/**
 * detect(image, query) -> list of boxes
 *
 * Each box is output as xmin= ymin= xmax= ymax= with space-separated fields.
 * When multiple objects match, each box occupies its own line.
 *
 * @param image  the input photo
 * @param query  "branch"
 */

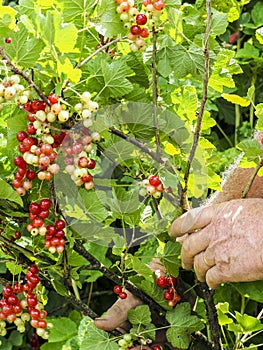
xmin=0 ymin=47 xmax=50 ymax=105
xmin=182 ymin=0 xmax=212 ymax=208
xmin=151 ymin=28 xmax=161 ymax=157
xmin=73 ymin=241 xmax=166 ymax=318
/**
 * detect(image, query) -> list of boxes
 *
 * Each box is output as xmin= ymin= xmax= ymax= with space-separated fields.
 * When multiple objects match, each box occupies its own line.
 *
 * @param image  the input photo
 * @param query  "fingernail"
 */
xmin=95 ymin=318 xmax=107 ymax=321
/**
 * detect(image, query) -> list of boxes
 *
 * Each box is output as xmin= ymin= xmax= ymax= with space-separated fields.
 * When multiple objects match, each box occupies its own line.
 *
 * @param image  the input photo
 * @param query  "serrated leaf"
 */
xmin=54 ymin=22 xmax=78 ymax=53
xmin=100 ymin=60 xmax=134 ymax=98
xmin=6 ymin=262 xmax=23 ymax=275
xmin=4 ymin=23 xmax=44 ymax=67
xmin=0 ymin=180 xmax=23 ymax=207
xmin=236 ymin=42 xmax=259 ymax=59
xmin=57 ymin=0 xmax=96 ymax=22
xmin=210 ymin=10 xmax=228 ymax=36
xmin=126 ymin=255 xmax=154 ymax=282
xmin=235 ymin=312 xmax=263 ymax=332
xmin=51 ymin=279 xmax=69 ymax=297
xmin=159 ymin=241 xmax=181 ymax=276
xmin=79 ymin=188 xmax=109 ymax=222
xmin=233 ymin=281 xmax=263 ymax=303
xmin=236 ymin=139 xmax=263 ymax=159
xmin=0 ymin=5 xmax=17 ymax=29
xmin=251 ymin=2 xmax=263 ymax=27
xmin=57 ymin=57 xmax=82 ymax=83
xmin=95 ymin=0 xmax=125 ymax=38
xmin=128 ymin=305 xmax=152 ymax=326
xmin=166 ymin=303 xmax=204 ymax=349
xmin=48 ymin=317 xmax=78 ymax=342
xmin=221 ymin=93 xmax=250 ymax=107
xmin=80 ymin=321 xmax=118 ymax=350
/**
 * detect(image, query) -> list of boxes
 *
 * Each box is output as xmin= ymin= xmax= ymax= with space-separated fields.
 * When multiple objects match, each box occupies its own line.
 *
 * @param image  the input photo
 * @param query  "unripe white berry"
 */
xmin=81 ymin=109 xmax=92 ymax=119
xmin=4 ymin=86 xmax=16 ymax=99
xmin=0 ymin=84 xmax=5 ymax=96
xmin=139 ymin=188 xmax=147 ymax=196
xmin=75 ymin=179 xmax=84 ymax=186
xmin=130 ymin=43 xmax=139 ymax=52
xmin=31 ymin=228 xmax=39 ymax=236
xmin=46 ymin=112 xmax=56 ymax=123
xmin=120 ymin=13 xmax=129 ymax=22
xmin=19 ymin=95 xmax=28 ymax=104
xmin=83 ymin=119 xmax=93 ymax=128
xmin=153 ymin=191 xmax=162 ymax=198
xmin=48 ymin=163 xmax=60 ymax=174
xmin=74 ymin=103 xmax=83 ymax=111
xmin=81 ymin=91 xmax=91 ymax=102
xmin=39 ymin=226 xmax=47 ymax=236
xmin=91 ymin=131 xmax=101 ymax=142
xmin=36 ymin=110 xmax=47 ymax=122
xmin=36 ymin=328 xmax=45 ymax=337
xmin=142 ymin=179 xmax=150 ymax=187
xmin=65 ymin=165 xmax=75 ymax=175
xmin=87 ymin=100 xmax=99 ymax=112
xmin=84 ymin=181 xmax=94 ymax=190
xmin=10 ymin=75 xmax=20 ymax=84
xmin=33 ymin=120 xmax=42 ymax=129
xmin=44 ymin=135 xmax=54 ymax=144
xmin=146 ymin=185 xmax=156 ymax=195
xmin=84 ymin=144 xmax=92 ymax=152
xmin=58 ymin=110 xmax=70 ymax=122
xmin=135 ymin=38 xmax=145 ymax=48
xmin=17 ymin=325 xmax=26 ymax=333
xmin=49 ymin=246 xmax=57 ymax=254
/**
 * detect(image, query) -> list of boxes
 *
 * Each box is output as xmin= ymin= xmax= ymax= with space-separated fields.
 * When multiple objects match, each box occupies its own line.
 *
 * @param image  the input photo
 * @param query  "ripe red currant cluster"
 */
xmin=139 ymin=175 xmax=165 ymax=198
xmin=113 ymin=285 xmax=128 ymax=299
xmin=63 ymin=129 xmax=101 ymax=189
xmin=0 ymin=264 xmax=51 ymax=339
xmin=156 ymin=275 xmax=181 ymax=307
xmin=27 ymin=198 xmax=66 ymax=254
xmin=115 ymin=0 xmax=165 ymax=52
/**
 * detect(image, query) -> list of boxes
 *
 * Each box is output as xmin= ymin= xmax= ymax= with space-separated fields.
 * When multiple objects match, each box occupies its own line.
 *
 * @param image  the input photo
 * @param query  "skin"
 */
xmin=95 ymin=131 xmax=263 ymax=347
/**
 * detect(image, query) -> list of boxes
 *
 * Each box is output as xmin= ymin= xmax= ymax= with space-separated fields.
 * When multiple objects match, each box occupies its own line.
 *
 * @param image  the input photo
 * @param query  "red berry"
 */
xmin=153 ymin=0 xmax=165 ymax=11
xmin=55 ymin=220 xmax=66 ymax=230
xmin=148 ymin=175 xmax=161 ymax=187
xmin=5 ymin=37 xmax=12 ymax=44
xmin=32 ymin=100 xmax=46 ymax=111
xmin=119 ymin=292 xmax=127 ymax=299
xmin=38 ymin=319 xmax=47 ymax=329
xmin=166 ymin=276 xmax=177 ymax=287
xmin=30 ymin=308 xmax=41 ymax=320
xmin=29 ymin=264 xmax=39 ymax=274
xmin=27 ymin=295 xmax=38 ymax=307
xmin=113 ymin=285 xmax=123 ymax=294
xmin=136 ymin=13 xmax=148 ymax=25
xmin=26 ymin=170 xmax=36 ymax=181
xmin=16 ymin=131 xmax=28 ymax=142
xmin=130 ymin=25 xmax=142 ymax=35
xmin=87 ymin=159 xmax=96 ymax=169
xmin=29 ymin=203 xmax=41 ymax=215
xmin=13 ymin=284 xmax=23 ymax=294
xmin=14 ymin=156 xmax=27 ymax=168
xmin=153 ymin=346 xmax=162 ymax=350
xmin=27 ymin=123 xmax=37 ymax=135
xmin=78 ymin=157 xmax=89 ymax=168
xmin=164 ymin=291 xmax=174 ymax=301
xmin=156 ymin=276 xmax=167 ymax=288
xmin=2 ymin=285 xmax=14 ymax=298
xmin=14 ymin=231 xmax=22 ymax=240
xmin=81 ymin=174 xmax=93 ymax=183
xmin=40 ymin=199 xmax=51 ymax=210
xmin=56 ymin=229 xmax=65 ymax=238
xmin=140 ymin=28 xmax=150 ymax=38
xmin=48 ymin=93 xmax=59 ymax=104
xmin=229 ymin=32 xmax=239 ymax=45
xmin=12 ymin=179 xmax=22 ymax=188
xmin=29 ymin=275 xmax=40 ymax=286
xmin=46 ymin=225 xmax=57 ymax=235
xmin=39 ymin=210 xmax=50 ymax=219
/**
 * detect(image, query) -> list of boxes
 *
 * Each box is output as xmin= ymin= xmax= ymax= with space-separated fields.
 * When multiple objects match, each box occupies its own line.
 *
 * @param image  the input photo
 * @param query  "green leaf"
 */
xmin=80 ymin=321 xmax=118 ymax=350
xmin=128 ymin=305 xmax=152 ymax=326
xmin=210 ymin=10 xmax=228 ymax=36
xmin=95 ymin=0 xmax=125 ymax=37
xmin=79 ymin=188 xmax=109 ymax=222
xmin=9 ymin=331 xmax=23 ymax=346
xmin=235 ymin=312 xmax=263 ymax=332
xmin=138 ymin=279 xmax=170 ymax=310
xmin=57 ymin=0 xmax=96 ymax=22
xmin=54 ymin=22 xmax=78 ymax=53
xmin=251 ymin=2 xmax=263 ymax=27
xmin=100 ymin=60 xmax=134 ymax=98
xmin=7 ymin=109 xmax=28 ymax=149
xmin=126 ymin=255 xmax=154 ymax=282
xmin=166 ymin=303 xmax=204 ymax=349
xmin=4 ymin=22 xmax=44 ymax=67
xmin=67 ymin=250 xmax=88 ymax=266
xmin=236 ymin=42 xmax=260 ymax=59
xmin=216 ymin=303 xmax=233 ymax=326
xmin=221 ymin=93 xmax=250 ymax=107
xmin=233 ymin=281 xmax=263 ymax=303
xmin=0 ymin=180 xmax=23 ymax=207
xmin=51 ymin=279 xmax=69 ymax=297
xmin=236 ymin=139 xmax=263 ymax=160
xmin=159 ymin=241 xmax=181 ymax=277
xmin=48 ymin=317 xmax=78 ymax=342
xmin=6 ymin=262 xmax=23 ymax=275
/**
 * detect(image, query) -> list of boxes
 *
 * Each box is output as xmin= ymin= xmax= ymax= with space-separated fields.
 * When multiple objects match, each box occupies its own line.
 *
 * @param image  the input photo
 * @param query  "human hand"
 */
xmin=94 ymin=258 xmax=165 ymax=331
xmin=169 ymin=198 xmax=263 ymax=289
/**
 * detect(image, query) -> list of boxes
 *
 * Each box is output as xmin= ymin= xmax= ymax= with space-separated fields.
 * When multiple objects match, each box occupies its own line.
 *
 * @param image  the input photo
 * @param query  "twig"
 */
xmin=241 ymin=159 xmax=263 ymax=198
xmin=77 ymin=36 xmax=127 ymax=69
xmin=0 ymin=47 xmax=50 ymax=105
xmin=182 ymin=0 xmax=212 ymax=208
xmin=151 ymin=28 xmax=161 ymax=158
xmin=109 ymin=127 xmax=162 ymax=164
xmin=199 ymin=282 xmax=223 ymax=350
xmin=73 ymin=241 xmax=166 ymax=318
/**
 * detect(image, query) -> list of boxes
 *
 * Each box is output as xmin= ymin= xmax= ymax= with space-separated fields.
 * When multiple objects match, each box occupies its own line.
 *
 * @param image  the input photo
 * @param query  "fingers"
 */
xmin=193 ymin=251 xmax=215 ymax=282
xmin=94 ymin=291 xmax=142 ymax=331
xmin=180 ymin=225 xmax=212 ymax=270
xmin=206 ymin=266 xmax=226 ymax=289
xmin=169 ymin=205 xmax=216 ymax=237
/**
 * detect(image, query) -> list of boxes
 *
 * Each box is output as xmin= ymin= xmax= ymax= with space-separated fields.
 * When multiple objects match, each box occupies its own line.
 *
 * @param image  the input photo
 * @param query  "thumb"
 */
xmin=94 ymin=291 xmax=142 ymax=331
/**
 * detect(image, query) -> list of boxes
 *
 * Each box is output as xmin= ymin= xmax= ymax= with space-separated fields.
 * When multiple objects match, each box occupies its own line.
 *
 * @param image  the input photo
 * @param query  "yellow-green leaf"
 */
xmin=57 ymin=57 xmax=82 ymax=83
xmin=54 ymin=23 xmax=78 ymax=53
xmin=163 ymin=142 xmax=180 ymax=155
xmin=221 ymin=93 xmax=250 ymax=107
xmin=256 ymin=27 xmax=263 ymax=45
xmin=36 ymin=0 xmax=54 ymax=8
xmin=0 ymin=5 xmax=17 ymax=29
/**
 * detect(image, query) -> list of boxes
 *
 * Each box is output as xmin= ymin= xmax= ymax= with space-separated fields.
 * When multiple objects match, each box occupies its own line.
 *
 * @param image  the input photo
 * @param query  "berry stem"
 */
xmin=0 ymin=47 xmax=50 ymax=106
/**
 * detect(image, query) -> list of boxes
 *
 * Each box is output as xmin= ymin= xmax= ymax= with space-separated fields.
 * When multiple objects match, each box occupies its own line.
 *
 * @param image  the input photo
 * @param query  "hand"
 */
xmin=94 ymin=258 xmax=165 ymax=331
xmin=169 ymin=198 xmax=263 ymax=289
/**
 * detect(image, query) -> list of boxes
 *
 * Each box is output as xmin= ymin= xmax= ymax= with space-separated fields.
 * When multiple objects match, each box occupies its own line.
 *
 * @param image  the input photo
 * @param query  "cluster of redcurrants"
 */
xmin=0 ymin=74 xmax=32 ymax=108
xmin=63 ymin=129 xmax=101 ymax=189
xmin=156 ymin=275 xmax=181 ymax=307
xmin=27 ymin=198 xmax=66 ymax=254
xmin=113 ymin=285 xmax=128 ymax=299
xmin=139 ymin=175 xmax=165 ymax=198
xmin=0 ymin=264 xmax=51 ymax=339
xmin=115 ymin=0 xmax=165 ymax=52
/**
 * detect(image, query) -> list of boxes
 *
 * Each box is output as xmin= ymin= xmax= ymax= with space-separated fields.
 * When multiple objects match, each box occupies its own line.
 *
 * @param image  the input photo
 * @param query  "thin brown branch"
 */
xmin=0 ymin=47 xmax=50 ymax=105
xmin=182 ymin=0 xmax=212 ymax=208
xmin=151 ymin=28 xmax=161 ymax=157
